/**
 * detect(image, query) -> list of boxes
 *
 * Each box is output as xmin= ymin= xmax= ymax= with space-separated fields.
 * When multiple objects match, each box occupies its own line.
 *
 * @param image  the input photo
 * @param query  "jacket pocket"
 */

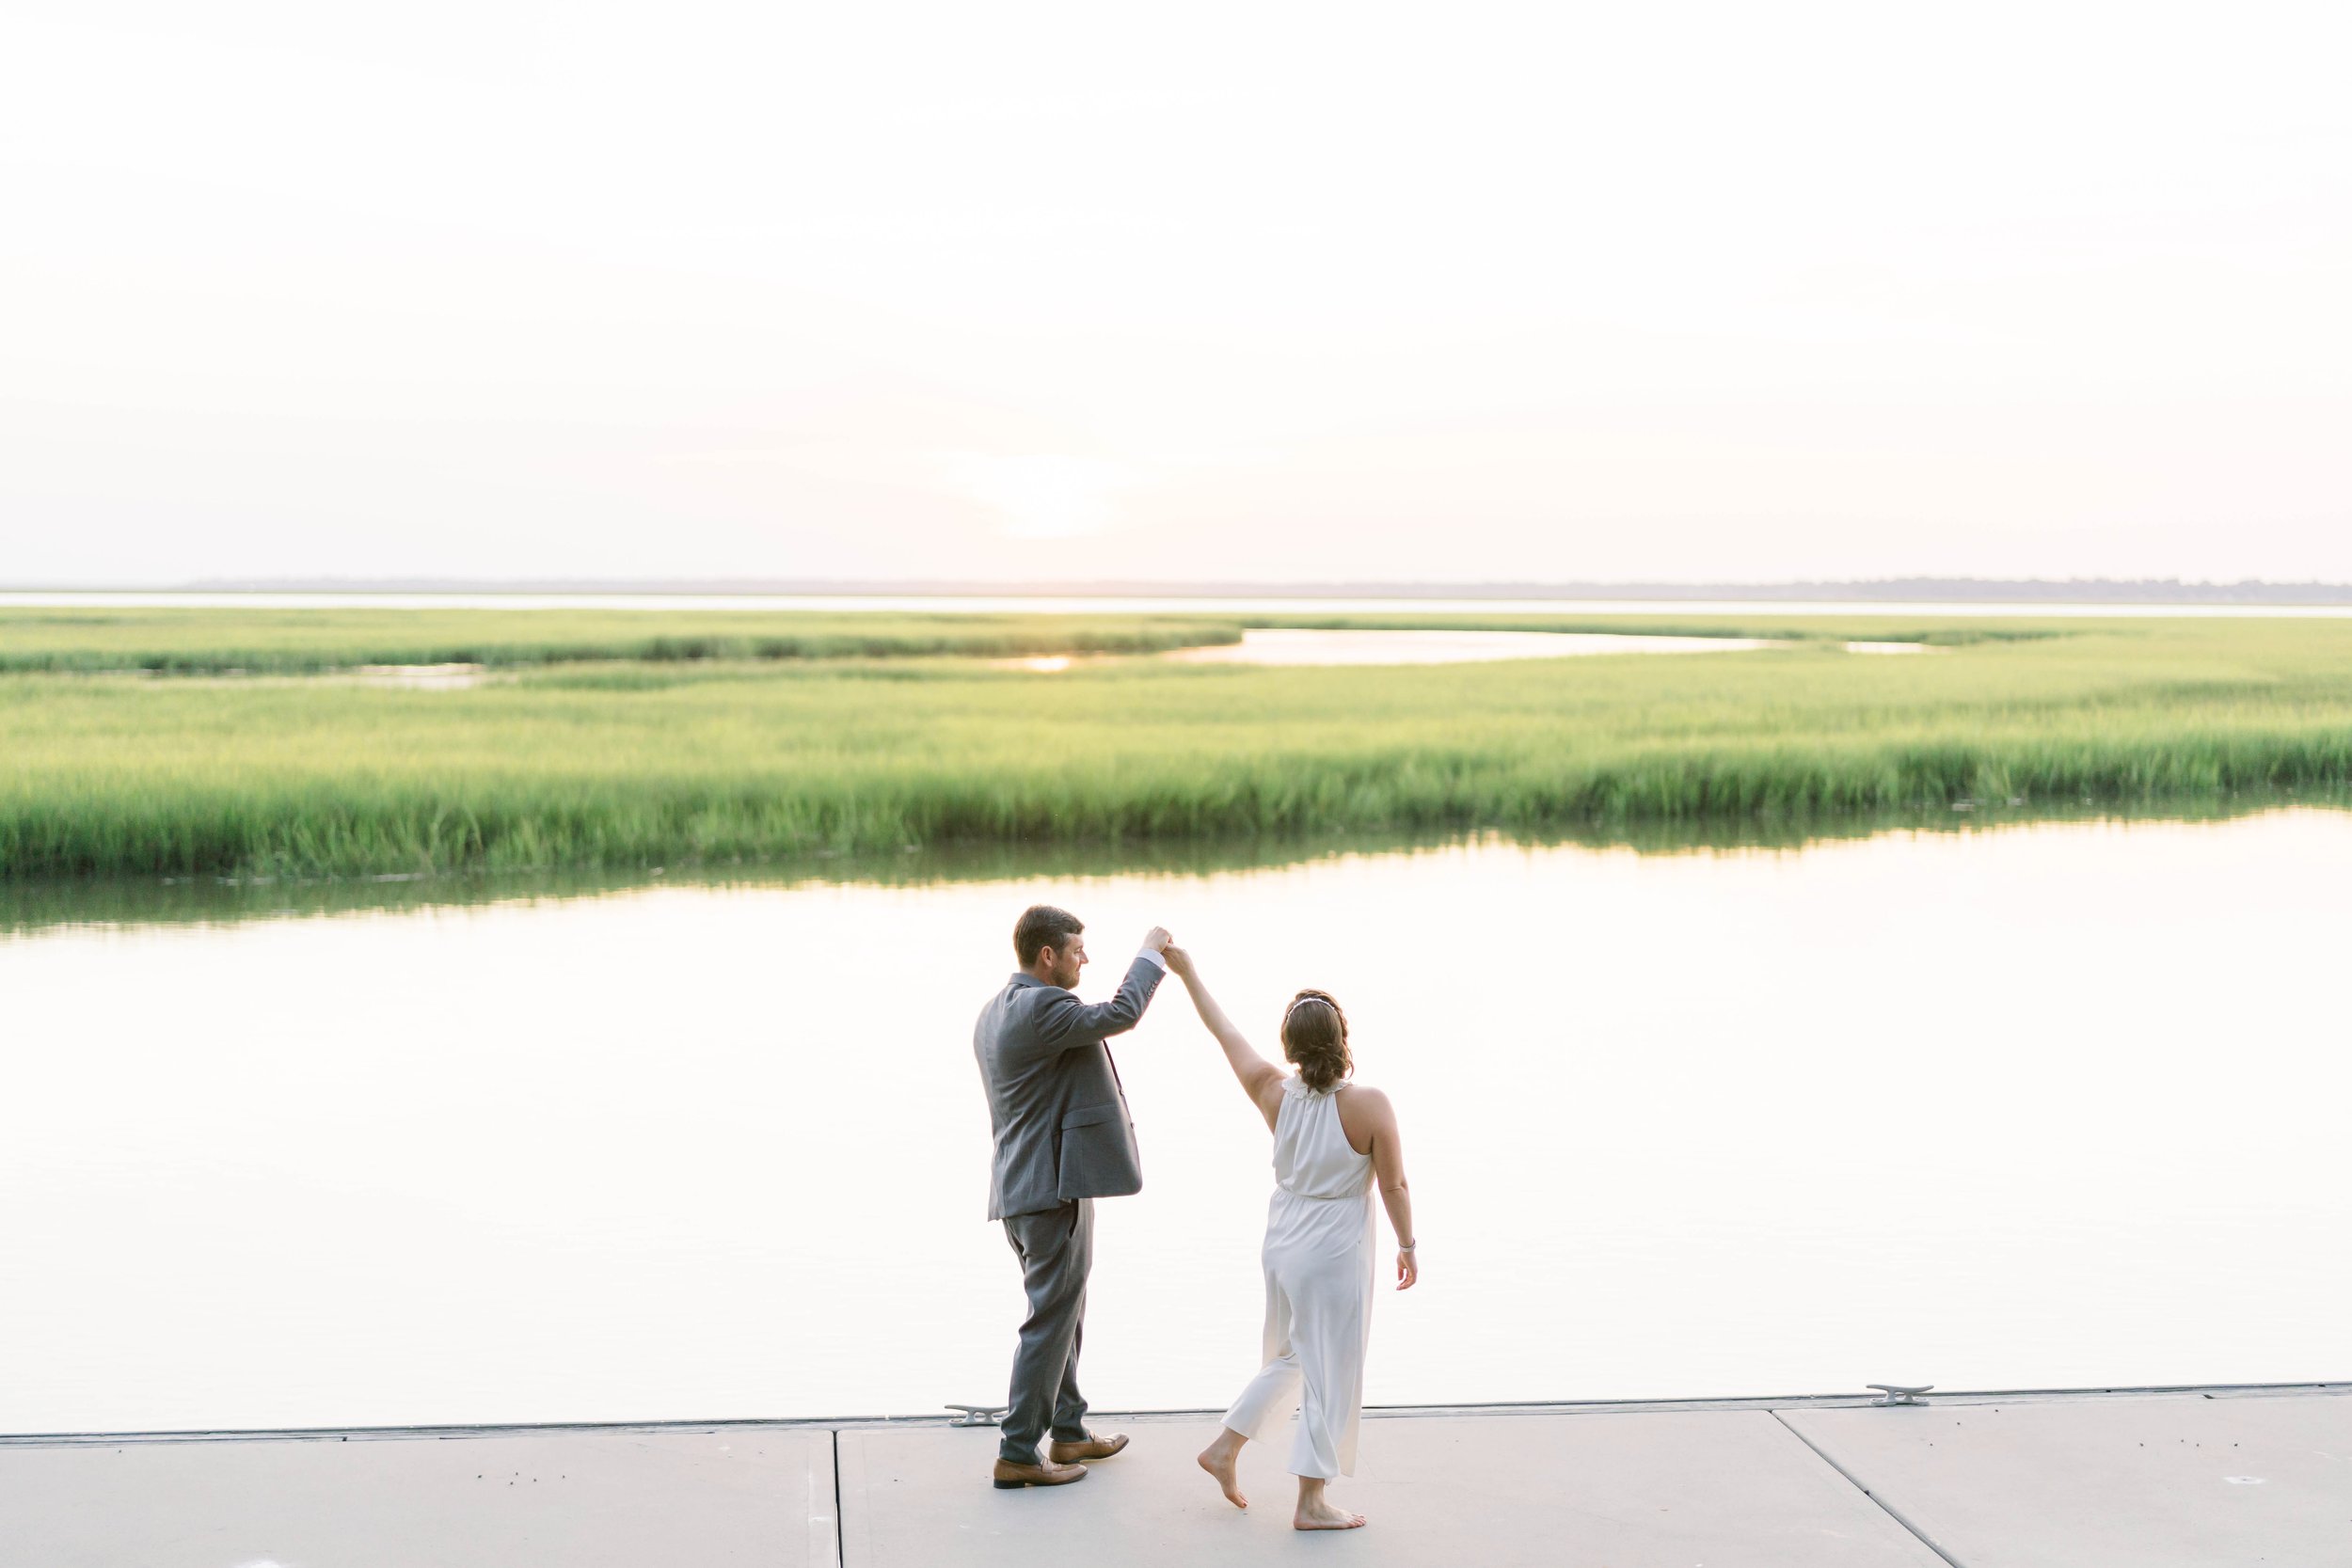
xmin=1057 ymin=1103 xmax=1140 ymax=1199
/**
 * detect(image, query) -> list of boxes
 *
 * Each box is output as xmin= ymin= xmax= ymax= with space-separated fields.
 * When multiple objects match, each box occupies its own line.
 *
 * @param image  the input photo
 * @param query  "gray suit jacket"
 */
xmin=976 ymin=957 xmax=1166 ymax=1220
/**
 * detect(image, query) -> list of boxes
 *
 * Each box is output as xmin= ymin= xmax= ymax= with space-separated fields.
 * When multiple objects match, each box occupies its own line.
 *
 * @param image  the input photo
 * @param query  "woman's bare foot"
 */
xmin=1294 ymin=1479 xmax=1367 ymax=1530
xmin=1197 ymin=1429 xmax=1248 ymax=1509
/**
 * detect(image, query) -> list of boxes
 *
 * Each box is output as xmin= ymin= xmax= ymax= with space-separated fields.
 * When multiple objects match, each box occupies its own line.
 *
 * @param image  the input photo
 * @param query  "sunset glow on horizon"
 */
xmin=5 ymin=0 xmax=2347 ymax=585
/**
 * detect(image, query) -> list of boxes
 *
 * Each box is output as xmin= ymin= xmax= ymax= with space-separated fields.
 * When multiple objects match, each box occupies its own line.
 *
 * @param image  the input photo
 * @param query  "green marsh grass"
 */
xmin=0 ymin=607 xmax=1245 ymax=673
xmin=4 ymin=615 xmax=2349 ymax=879
xmin=0 ymin=604 xmax=2011 ymax=675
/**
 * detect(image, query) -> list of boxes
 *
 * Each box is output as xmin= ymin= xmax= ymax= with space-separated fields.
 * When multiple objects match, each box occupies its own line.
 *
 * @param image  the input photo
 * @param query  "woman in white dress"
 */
xmin=1161 ymin=945 xmax=1418 ymax=1531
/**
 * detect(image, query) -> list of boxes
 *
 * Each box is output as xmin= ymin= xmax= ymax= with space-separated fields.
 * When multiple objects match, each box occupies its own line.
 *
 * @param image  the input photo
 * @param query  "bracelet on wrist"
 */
xmin=1398 ymin=1241 xmax=1417 ymax=1251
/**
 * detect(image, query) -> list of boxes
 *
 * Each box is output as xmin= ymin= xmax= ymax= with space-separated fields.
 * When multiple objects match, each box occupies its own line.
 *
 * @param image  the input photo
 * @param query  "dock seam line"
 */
xmin=1768 ymin=1409 xmax=1965 ymax=1568
xmin=829 ymin=1427 xmax=846 ymax=1568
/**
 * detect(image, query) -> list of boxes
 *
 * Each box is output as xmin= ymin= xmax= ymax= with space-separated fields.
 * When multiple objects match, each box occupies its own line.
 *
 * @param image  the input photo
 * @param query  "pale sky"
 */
xmin=4 ymin=1 xmax=2348 ymax=586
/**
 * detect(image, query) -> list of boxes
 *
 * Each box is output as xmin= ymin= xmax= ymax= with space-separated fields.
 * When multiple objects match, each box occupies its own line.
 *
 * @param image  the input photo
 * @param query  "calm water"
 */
xmin=1158 ymin=628 xmax=1784 ymax=664
xmin=3 ymin=812 xmax=2346 ymax=1434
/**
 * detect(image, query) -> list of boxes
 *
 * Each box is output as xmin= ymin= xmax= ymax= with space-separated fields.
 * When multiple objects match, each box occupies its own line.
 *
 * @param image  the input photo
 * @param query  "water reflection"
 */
xmin=3 ymin=793 xmax=2333 ymax=938
xmin=1158 ymin=627 xmax=1783 ymax=664
xmin=3 ymin=808 xmax=2347 ymax=1435
xmin=1000 ymin=628 xmax=1928 ymax=673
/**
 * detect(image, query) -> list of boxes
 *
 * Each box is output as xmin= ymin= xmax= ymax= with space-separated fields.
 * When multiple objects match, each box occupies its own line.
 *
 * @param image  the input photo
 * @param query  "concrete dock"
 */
xmin=5 ymin=1384 xmax=2346 ymax=1566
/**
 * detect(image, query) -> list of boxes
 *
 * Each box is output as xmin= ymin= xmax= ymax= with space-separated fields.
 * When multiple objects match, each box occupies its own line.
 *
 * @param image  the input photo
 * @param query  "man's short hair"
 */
xmin=1014 ymin=904 xmax=1084 ymax=967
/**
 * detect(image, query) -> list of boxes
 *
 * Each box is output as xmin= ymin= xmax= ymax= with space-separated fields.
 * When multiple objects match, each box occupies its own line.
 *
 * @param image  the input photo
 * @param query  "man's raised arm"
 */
xmin=1034 ymin=928 xmax=1172 ymax=1048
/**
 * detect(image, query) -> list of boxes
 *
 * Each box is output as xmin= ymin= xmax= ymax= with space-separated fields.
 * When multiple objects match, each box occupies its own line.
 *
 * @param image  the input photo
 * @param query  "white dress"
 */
xmin=1222 ymin=1075 xmax=1377 ymax=1479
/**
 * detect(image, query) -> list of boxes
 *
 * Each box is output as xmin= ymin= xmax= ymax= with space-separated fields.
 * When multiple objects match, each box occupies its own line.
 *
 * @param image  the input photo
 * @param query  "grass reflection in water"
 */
xmin=5 ymin=792 xmax=2341 ymax=937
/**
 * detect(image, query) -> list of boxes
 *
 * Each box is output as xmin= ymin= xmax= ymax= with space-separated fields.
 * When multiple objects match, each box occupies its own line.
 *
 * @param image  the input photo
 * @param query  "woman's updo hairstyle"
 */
xmin=1279 ymin=989 xmax=1352 ymax=1092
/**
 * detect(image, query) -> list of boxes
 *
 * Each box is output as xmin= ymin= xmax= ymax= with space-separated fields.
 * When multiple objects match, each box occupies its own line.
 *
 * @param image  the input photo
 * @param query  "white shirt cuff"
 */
xmin=1134 ymin=946 xmax=1168 ymax=973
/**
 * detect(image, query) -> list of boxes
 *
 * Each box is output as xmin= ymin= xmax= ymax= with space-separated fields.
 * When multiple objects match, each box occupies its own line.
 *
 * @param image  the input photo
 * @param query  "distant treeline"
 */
xmin=1589 ymin=578 xmax=2352 ymax=605
xmin=113 ymin=576 xmax=2352 ymax=604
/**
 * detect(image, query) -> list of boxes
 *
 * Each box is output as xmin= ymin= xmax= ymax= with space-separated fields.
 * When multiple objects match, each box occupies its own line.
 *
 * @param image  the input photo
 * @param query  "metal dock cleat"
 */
xmin=1868 ymin=1384 xmax=1933 ymax=1406
xmin=946 ymin=1403 xmax=1009 ymax=1427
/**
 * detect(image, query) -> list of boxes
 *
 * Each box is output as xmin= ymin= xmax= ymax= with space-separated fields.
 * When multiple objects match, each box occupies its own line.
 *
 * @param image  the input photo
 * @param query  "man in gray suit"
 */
xmin=974 ymin=903 xmax=1172 ymax=1489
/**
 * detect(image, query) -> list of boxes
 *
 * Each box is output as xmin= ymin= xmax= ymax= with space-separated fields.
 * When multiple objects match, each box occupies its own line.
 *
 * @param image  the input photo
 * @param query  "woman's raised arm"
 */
xmin=1162 ymin=944 xmax=1286 ymax=1129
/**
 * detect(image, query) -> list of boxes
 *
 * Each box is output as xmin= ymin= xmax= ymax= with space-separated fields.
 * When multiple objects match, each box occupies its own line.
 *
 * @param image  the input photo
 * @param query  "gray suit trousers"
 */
xmin=999 ymin=1198 xmax=1093 ymax=1462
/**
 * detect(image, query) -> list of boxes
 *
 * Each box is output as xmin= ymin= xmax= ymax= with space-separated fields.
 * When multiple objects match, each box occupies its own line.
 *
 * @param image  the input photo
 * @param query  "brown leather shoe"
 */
xmin=992 ymin=1456 xmax=1089 ymax=1489
xmin=1047 ymin=1432 xmax=1130 ymax=1464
